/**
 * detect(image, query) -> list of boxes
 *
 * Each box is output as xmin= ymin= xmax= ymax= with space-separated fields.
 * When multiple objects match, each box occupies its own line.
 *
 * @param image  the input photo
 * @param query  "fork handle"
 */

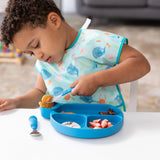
xmin=62 ymin=87 xmax=74 ymax=96
xmin=29 ymin=115 xmax=38 ymax=130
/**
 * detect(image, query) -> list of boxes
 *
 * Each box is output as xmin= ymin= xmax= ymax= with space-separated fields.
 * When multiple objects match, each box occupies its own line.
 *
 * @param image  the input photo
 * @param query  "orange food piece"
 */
xmin=39 ymin=95 xmax=54 ymax=108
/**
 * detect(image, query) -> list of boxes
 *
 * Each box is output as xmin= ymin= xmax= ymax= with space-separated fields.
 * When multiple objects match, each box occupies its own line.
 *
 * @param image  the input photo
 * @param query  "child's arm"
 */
xmin=70 ymin=44 xmax=150 ymax=96
xmin=0 ymin=74 xmax=46 ymax=112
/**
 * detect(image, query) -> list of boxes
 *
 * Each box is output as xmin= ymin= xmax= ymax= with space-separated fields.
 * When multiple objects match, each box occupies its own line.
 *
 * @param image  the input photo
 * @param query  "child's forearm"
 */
xmin=94 ymin=55 xmax=150 ymax=87
xmin=14 ymin=88 xmax=44 ymax=109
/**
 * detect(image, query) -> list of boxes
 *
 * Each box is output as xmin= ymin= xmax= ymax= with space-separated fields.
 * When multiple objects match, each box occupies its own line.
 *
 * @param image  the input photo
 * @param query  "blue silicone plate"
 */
xmin=40 ymin=103 xmax=123 ymax=138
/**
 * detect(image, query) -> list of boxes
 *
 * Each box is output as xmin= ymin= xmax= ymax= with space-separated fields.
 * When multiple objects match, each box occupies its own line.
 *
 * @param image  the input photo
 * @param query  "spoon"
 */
xmin=47 ymin=87 xmax=74 ymax=103
xmin=29 ymin=115 xmax=41 ymax=137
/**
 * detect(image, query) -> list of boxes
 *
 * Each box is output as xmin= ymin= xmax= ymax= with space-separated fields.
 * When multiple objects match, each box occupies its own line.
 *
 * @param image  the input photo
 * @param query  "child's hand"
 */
xmin=0 ymin=99 xmax=17 ymax=112
xmin=70 ymin=74 xmax=99 ymax=96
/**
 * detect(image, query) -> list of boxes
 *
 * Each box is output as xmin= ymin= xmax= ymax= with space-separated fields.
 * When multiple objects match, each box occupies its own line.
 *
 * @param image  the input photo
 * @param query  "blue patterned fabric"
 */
xmin=35 ymin=29 xmax=128 ymax=111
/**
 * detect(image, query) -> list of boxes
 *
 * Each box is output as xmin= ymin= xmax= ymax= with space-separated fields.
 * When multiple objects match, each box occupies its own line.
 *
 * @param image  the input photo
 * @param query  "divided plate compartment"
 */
xmin=40 ymin=103 xmax=124 ymax=138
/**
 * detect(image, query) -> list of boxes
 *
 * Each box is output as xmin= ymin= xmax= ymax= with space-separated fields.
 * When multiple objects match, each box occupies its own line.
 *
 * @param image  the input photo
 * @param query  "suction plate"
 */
xmin=40 ymin=103 xmax=123 ymax=138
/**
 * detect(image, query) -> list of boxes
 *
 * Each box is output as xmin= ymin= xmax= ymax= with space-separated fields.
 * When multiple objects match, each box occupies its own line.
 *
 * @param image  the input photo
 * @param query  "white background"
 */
xmin=62 ymin=0 xmax=76 ymax=13
xmin=0 ymin=0 xmax=7 ymax=12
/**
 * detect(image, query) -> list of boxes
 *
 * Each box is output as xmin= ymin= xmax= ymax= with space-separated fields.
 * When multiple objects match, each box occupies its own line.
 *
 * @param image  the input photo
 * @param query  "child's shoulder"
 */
xmin=81 ymin=29 xmax=109 ymax=36
xmin=80 ymin=29 xmax=108 ymax=42
xmin=82 ymin=28 xmax=118 ymax=35
xmin=80 ymin=29 xmax=126 ymax=44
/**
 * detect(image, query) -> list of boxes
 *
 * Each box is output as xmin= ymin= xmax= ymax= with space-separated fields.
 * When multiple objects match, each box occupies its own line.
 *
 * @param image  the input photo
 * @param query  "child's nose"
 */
xmin=35 ymin=51 xmax=44 ymax=60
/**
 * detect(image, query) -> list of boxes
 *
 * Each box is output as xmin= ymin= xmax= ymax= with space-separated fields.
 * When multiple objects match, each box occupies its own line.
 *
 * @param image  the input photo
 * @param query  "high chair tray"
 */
xmin=40 ymin=103 xmax=124 ymax=138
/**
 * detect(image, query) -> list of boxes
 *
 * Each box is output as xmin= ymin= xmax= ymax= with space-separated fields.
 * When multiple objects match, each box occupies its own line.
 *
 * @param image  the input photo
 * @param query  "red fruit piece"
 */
xmin=101 ymin=119 xmax=109 ymax=128
xmin=89 ymin=126 xmax=94 ymax=129
xmin=93 ymin=119 xmax=101 ymax=123
xmin=93 ymin=126 xmax=102 ymax=129
xmin=108 ymin=122 xmax=113 ymax=127
xmin=89 ymin=122 xmax=101 ymax=127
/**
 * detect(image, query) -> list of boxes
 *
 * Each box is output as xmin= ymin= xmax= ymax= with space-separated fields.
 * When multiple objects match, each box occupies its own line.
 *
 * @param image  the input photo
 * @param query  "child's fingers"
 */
xmin=70 ymin=80 xmax=79 ymax=96
xmin=0 ymin=102 xmax=7 ymax=112
xmin=0 ymin=107 xmax=10 ymax=112
xmin=71 ymin=86 xmax=79 ymax=96
xmin=69 ymin=80 xmax=78 ymax=88
xmin=0 ymin=99 xmax=4 ymax=104
xmin=0 ymin=100 xmax=6 ymax=106
xmin=0 ymin=107 xmax=6 ymax=112
xmin=0 ymin=100 xmax=13 ymax=112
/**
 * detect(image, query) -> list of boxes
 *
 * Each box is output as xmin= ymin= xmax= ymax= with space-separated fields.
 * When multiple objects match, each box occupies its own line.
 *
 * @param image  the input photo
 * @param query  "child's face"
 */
xmin=13 ymin=17 xmax=67 ymax=63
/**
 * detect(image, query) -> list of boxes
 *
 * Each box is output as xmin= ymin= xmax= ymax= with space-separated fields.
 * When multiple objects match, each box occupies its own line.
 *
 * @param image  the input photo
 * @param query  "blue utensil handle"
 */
xmin=29 ymin=115 xmax=38 ymax=130
xmin=62 ymin=87 xmax=74 ymax=96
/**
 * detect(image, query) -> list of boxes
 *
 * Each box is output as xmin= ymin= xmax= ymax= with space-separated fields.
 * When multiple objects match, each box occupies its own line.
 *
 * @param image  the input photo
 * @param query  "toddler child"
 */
xmin=0 ymin=0 xmax=150 ymax=112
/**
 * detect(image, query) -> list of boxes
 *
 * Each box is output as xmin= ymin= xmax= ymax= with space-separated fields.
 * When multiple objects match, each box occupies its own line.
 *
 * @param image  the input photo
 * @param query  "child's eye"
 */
xmin=30 ymin=52 xmax=34 ymax=56
xmin=35 ymin=42 xmax=39 ymax=49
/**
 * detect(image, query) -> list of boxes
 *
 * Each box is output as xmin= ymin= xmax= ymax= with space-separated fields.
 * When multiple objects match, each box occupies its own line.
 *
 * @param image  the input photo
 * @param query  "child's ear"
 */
xmin=47 ymin=12 xmax=61 ymax=29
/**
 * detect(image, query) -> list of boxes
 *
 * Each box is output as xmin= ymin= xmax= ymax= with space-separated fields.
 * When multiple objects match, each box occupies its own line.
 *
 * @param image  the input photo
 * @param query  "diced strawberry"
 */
xmin=89 ymin=118 xmax=113 ymax=129
xmin=101 ymin=119 xmax=108 ymax=128
xmin=93 ymin=126 xmax=102 ymax=129
xmin=89 ymin=126 xmax=94 ymax=129
xmin=108 ymin=124 xmax=113 ymax=127
xmin=93 ymin=119 xmax=101 ymax=123
xmin=102 ymin=119 xmax=109 ymax=123
xmin=108 ymin=122 xmax=113 ymax=127
xmin=89 ymin=122 xmax=101 ymax=127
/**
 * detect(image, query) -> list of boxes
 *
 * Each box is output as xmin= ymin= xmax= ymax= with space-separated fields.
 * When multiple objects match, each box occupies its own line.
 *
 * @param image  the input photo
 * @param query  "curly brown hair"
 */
xmin=0 ymin=0 xmax=64 ymax=47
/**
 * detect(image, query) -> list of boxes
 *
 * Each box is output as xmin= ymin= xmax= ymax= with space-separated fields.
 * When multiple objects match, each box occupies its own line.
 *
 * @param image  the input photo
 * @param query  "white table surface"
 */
xmin=0 ymin=108 xmax=160 ymax=160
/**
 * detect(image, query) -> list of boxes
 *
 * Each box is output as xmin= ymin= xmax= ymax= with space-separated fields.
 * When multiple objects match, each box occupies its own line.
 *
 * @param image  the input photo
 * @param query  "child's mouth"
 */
xmin=45 ymin=56 xmax=52 ymax=63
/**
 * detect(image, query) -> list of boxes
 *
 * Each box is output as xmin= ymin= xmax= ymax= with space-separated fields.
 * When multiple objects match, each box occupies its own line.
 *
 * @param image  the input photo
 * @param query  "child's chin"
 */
xmin=55 ymin=58 xmax=63 ymax=64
